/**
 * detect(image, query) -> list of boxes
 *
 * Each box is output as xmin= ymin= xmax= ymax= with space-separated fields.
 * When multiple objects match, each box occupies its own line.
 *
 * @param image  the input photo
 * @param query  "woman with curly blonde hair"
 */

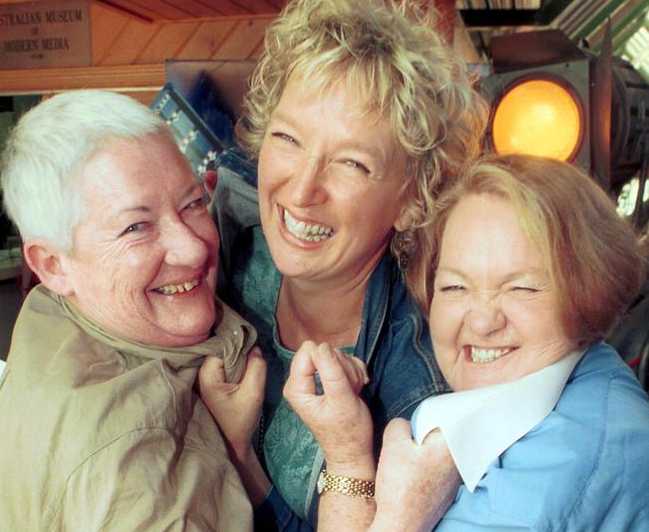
xmin=200 ymin=0 xmax=487 ymax=529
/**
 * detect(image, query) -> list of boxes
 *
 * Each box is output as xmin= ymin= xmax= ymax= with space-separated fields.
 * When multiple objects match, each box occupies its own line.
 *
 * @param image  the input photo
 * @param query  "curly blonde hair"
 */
xmin=237 ymin=0 xmax=488 ymax=281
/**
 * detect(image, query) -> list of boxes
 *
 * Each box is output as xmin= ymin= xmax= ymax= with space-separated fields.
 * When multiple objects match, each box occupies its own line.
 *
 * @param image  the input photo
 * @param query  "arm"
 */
xmin=283 ymin=341 xmax=377 ymax=532
xmin=369 ymin=420 xmax=460 ymax=532
xmin=199 ymin=346 xmax=271 ymax=506
xmin=201 ymin=345 xmax=333 ymax=532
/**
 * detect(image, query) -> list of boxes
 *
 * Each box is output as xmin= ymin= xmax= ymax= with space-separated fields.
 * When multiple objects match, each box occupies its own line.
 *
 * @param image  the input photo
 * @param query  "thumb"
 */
xmin=199 ymin=356 xmax=236 ymax=397
xmin=382 ymin=417 xmax=413 ymax=445
xmin=240 ymin=347 xmax=267 ymax=396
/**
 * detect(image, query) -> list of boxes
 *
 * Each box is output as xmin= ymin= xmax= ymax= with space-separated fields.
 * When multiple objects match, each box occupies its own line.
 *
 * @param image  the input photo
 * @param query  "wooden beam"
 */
xmin=0 ymin=63 xmax=165 ymax=95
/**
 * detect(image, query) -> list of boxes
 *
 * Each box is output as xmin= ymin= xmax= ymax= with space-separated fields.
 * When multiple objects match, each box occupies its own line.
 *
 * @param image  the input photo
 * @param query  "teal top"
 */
xmin=226 ymin=226 xmax=354 ymax=516
xmin=214 ymin=166 xmax=447 ymax=529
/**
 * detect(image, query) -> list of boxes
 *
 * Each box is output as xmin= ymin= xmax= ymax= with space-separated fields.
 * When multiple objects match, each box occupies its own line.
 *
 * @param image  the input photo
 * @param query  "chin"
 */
xmin=162 ymin=309 xmax=216 ymax=346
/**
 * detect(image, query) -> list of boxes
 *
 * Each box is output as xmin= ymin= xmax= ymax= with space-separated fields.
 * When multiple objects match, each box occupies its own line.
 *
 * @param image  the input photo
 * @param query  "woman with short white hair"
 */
xmin=0 ymin=90 xmax=257 ymax=531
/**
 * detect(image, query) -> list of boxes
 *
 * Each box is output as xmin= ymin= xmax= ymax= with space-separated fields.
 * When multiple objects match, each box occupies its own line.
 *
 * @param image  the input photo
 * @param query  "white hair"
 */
xmin=1 ymin=90 xmax=168 ymax=251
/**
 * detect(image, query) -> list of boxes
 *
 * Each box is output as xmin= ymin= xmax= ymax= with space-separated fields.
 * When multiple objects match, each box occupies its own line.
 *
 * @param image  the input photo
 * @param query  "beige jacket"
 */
xmin=0 ymin=285 xmax=256 ymax=531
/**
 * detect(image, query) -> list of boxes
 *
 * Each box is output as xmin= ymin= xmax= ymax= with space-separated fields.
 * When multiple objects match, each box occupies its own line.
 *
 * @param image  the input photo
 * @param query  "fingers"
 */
xmin=341 ymin=352 xmax=369 ymax=395
xmin=312 ymin=343 xmax=357 ymax=401
xmin=285 ymin=341 xmax=319 ymax=397
xmin=199 ymin=355 xmax=227 ymax=389
xmin=383 ymin=417 xmax=413 ymax=445
xmin=240 ymin=347 xmax=267 ymax=397
xmin=285 ymin=341 xmax=369 ymax=406
xmin=199 ymin=357 xmax=238 ymax=410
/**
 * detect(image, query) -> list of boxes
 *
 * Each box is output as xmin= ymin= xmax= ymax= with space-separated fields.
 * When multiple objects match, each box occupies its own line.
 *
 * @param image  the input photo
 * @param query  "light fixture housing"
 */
xmin=491 ymin=76 xmax=585 ymax=162
xmin=481 ymin=58 xmax=592 ymax=172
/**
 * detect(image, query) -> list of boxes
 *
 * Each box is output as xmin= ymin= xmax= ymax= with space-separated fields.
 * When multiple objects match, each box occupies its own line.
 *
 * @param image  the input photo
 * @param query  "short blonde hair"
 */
xmin=237 ymin=0 xmax=488 ymax=267
xmin=413 ymin=154 xmax=647 ymax=345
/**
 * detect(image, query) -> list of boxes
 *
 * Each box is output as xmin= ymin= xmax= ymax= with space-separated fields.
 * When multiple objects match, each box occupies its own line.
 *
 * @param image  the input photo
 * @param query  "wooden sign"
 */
xmin=0 ymin=0 xmax=90 ymax=70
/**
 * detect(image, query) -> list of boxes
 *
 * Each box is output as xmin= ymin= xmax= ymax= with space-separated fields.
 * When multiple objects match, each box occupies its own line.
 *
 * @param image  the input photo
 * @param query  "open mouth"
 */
xmin=153 ymin=278 xmax=201 ymax=296
xmin=467 ymin=345 xmax=517 ymax=364
xmin=282 ymin=207 xmax=334 ymax=242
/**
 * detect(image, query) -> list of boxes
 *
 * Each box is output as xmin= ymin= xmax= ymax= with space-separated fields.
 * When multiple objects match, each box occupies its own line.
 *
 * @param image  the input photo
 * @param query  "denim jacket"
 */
xmin=213 ymin=164 xmax=449 ymax=532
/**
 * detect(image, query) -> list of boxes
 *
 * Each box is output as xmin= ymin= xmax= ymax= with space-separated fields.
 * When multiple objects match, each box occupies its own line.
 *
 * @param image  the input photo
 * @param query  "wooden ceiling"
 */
xmin=0 ymin=0 xmax=289 ymax=100
xmin=88 ymin=0 xmax=287 ymax=22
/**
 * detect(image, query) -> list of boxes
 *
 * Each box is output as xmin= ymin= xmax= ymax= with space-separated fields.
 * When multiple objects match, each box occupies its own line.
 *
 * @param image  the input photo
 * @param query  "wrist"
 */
xmin=324 ymin=451 xmax=376 ymax=479
xmin=229 ymin=443 xmax=256 ymax=466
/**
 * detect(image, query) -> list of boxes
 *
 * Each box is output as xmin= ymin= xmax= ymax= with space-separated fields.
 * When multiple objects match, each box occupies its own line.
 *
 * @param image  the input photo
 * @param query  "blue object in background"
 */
xmin=186 ymin=71 xmax=235 ymax=148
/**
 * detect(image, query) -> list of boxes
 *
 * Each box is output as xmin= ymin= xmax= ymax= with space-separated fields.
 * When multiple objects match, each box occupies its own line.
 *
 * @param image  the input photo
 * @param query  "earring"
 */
xmin=394 ymin=228 xmax=416 ymax=271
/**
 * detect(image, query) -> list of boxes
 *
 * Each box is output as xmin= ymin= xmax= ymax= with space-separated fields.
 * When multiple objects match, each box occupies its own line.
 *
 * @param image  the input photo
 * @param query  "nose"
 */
xmin=162 ymin=217 xmax=209 ymax=268
xmin=289 ymin=154 xmax=327 ymax=207
xmin=466 ymin=291 xmax=507 ymax=336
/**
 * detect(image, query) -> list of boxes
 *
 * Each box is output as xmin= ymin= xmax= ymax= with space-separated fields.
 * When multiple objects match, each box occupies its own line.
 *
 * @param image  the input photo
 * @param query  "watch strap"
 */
xmin=317 ymin=469 xmax=375 ymax=499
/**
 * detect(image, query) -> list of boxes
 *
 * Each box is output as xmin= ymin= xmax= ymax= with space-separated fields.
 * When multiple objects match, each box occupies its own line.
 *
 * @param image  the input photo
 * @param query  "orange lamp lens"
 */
xmin=492 ymin=79 xmax=582 ymax=161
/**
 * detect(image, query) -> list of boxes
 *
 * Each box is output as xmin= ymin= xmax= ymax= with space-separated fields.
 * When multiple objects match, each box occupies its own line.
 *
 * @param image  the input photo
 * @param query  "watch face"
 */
xmin=317 ymin=470 xmax=326 ymax=495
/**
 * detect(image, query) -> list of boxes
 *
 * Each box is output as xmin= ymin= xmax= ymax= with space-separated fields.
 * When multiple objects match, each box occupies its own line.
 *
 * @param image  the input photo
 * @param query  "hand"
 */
xmin=283 ymin=341 xmax=375 ymax=474
xmin=199 ymin=346 xmax=267 ymax=460
xmin=370 ymin=420 xmax=460 ymax=532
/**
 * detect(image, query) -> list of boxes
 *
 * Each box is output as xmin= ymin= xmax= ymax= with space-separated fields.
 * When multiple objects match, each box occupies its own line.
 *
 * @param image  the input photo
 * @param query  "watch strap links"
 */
xmin=318 ymin=469 xmax=375 ymax=499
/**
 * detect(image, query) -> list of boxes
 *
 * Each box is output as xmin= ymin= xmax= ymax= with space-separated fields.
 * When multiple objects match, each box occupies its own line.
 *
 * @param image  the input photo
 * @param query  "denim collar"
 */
xmin=356 ymin=252 xmax=394 ymax=365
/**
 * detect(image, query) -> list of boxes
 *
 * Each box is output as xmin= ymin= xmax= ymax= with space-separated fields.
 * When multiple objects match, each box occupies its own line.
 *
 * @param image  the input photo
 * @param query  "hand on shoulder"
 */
xmin=370 ymin=420 xmax=460 ymax=532
xmin=199 ymin=346 xmax=267 ymax=460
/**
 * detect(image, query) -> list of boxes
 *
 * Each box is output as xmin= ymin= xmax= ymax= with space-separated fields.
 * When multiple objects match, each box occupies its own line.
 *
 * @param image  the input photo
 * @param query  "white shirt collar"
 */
xmin=410 ymin=350 xmax=584 ymax=492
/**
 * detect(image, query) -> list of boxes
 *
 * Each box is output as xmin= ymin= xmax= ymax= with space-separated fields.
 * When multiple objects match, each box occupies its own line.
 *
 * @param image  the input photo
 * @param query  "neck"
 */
xmin=276 ymin=266 xmax=377 ymax=352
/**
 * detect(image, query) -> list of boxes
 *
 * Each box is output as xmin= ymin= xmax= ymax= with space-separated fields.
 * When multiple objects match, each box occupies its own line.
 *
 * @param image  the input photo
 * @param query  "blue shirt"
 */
xmin=437 ymin=342 xmax=649 ymax=531
xmin=214 ymin=165 xmax=448 ymax=532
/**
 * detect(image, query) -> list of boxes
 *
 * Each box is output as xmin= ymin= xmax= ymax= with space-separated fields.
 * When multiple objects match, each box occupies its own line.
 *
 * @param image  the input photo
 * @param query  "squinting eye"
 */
xmin=271 ymin=132 xmax=298 ymax=145
xmin=511 ymin=286 xmax=539 ymax=293
xmin=184 ymin=195 xmax=208 ymax=211
xmin=119 ymin=222 xmax=147 ymax=237
xmin=342 ymin=159 xmax=370 ymax=175
xmin=439 ymin=285 xmax=465 ymax=293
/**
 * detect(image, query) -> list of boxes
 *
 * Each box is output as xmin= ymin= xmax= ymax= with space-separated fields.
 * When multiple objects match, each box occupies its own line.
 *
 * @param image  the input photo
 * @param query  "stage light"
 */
xmin=480 ymin=28 xmax=649 ymax=208
xmin=491 ymin=78 xmax=583 ymax=161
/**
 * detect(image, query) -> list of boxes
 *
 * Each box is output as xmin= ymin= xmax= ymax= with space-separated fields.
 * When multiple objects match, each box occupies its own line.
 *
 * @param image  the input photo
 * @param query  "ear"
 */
xmin=394 ymin=203 xmax=415 ymax=232
xmin=22 ymin=240 xmax=74 ymax=296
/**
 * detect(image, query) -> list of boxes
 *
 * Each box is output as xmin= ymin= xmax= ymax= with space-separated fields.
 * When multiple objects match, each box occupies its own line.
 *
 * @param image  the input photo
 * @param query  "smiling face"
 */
xmin=60 ymin=132 xmax=219 ymax=347
xmin=257 ymin=74 xmax=409 ymax=288
xmin=429 ymin=193 xmax=576 ymax=391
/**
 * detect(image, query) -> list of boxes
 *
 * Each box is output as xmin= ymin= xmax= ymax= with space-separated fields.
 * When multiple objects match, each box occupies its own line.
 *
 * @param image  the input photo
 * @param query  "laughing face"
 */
xmin=429 ymin=193 xmax=576 ymax=391
xmin=60 ymin=132 xmax=219 ymax=347
xmin=257 ymin=74 xmax=409 ymax=288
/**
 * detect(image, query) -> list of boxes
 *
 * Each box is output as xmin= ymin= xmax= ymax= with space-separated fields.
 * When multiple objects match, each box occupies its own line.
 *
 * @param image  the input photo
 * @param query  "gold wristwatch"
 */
xmin=316 ymin=469 xmax=375 ymax=498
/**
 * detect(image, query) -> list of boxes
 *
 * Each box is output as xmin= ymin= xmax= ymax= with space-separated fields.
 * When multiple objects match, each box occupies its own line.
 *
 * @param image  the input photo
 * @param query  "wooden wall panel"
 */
xmin=198 ymin=0 xmax=248 ymax=16
xmin=0 ymin=64 xmax=165 ymax=94
xmin=213 ymin=19 xmax=270 ymax=59
xmin=175 ymin=20 xmax=239 ymax=60
xmin=240 ymin=0 xmax=283 ymax=13
xmin=170 ymin=0 xmax=222 ymax=17
xmin=96 ymin=0 xmax=160 ymax=22
xmin=91 ymin=2 xmax=131 ymax=63
xmin=136 ymin=22 xmax=199 ymax=64
xmin=98 ymin=20 xmax=160 ymax=65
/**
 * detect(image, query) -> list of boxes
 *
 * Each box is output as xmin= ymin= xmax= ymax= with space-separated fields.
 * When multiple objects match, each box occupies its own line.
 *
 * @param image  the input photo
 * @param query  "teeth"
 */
xmin=157 ymin=279 xmax=200 ymax=295
xmin=470 ymin=346 xmax=512 ymax=364
xmin=283 ymin=209 xmax=334 ymax=242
